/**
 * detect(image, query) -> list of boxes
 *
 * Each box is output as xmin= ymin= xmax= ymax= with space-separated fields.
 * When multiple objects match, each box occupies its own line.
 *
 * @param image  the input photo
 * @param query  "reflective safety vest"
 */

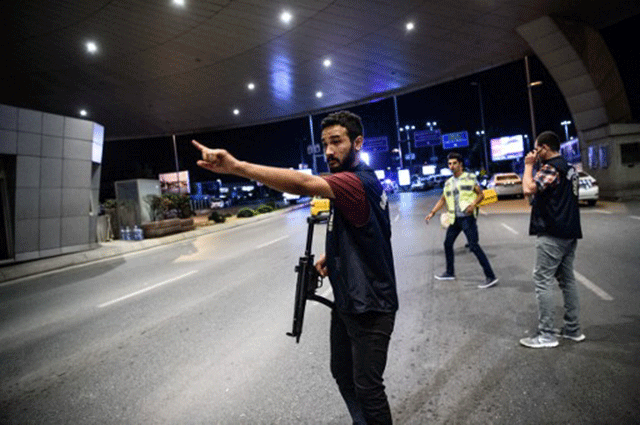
xmin=443 ymin=172 xmax=478 ymax=224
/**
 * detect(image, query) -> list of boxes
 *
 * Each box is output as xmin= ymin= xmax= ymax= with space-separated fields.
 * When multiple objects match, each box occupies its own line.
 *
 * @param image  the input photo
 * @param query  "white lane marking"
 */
xmin=479 ymin=209 xmax=488 ymax=216
xmin=630 ymin=215 xmax=640 ymax=220
xmin=98 ymin=270 xmax=198 ymax=308
xmin=574 ymin=270 xmax=613 ymax=301
xmin=591 ymin=209 xmax=612 ymax=214
xmin=500 ymin=223 xmax=519 ymax=235
xmin=394 ymin=214 xmax=400 ymax=223
xmin=256 ymin=235 xmax=290 ymax=249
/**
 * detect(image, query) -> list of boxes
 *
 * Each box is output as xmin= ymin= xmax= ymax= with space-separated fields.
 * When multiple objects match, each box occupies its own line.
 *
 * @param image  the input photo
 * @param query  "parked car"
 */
xmin=578 ymin=171 xmax=599 ymax=206
xmin=487 ymin=172 xmax=523 ymax=198
xmin=426 ymin=174 xmax=448 ymax=187
xmin=410 ymin=175 xmax=430 ymax=191
xmin=282 ymin=192 xmax=301 ymax=204
xmin=209 ymin=198 xmax=231 ymax=209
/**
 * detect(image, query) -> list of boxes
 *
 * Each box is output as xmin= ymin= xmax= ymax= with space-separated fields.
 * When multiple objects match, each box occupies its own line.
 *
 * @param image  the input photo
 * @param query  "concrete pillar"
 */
xmin=517 ymin=16 xmax=640 ymax=199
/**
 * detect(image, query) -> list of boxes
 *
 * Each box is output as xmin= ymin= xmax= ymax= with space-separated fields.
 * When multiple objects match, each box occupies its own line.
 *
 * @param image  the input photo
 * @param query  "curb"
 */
xmin=0 ymin=202 xmax=311 ymax=284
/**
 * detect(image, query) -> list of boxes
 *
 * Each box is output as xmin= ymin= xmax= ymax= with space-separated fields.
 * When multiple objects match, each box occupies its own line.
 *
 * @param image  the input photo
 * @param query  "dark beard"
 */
xmin=328 ymin=145 xmax=357 ymax=173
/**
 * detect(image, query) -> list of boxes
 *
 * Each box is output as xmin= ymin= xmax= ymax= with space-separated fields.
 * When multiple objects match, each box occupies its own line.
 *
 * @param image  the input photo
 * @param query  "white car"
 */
xmin=283 ymin=192 xmax=301 ymax=204
xmin=578 ymin=171 xmax=599 ymax=206
xmin=487 ymin=172 xmax=523 ymax=198
xmin=209 ymin=198 xmax=230 ymax=209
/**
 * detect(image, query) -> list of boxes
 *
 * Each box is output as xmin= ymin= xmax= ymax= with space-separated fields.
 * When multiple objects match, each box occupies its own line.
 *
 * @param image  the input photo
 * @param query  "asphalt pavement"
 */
xmin=1 ymin=192 xmax=639 ymax=424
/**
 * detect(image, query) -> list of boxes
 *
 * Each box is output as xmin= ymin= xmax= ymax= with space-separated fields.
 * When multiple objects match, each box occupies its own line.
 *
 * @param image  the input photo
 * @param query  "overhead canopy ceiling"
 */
xmin=3 ymin=0 xmax=639 ymax=141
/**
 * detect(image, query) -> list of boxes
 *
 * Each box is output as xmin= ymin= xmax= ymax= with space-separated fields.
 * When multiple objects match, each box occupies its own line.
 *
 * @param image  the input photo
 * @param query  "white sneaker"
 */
xmin=519 ymin=334 xmax=559 ymax=348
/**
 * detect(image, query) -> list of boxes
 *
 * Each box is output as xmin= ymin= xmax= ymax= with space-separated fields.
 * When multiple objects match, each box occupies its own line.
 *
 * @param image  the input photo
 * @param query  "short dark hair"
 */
xmin=447 ymin=152 xmax=463 ymax=163
xmin=536 ymin=131 xmax=560 ymax=152
xmin=321 ymin=111 xmax=364 ymax=143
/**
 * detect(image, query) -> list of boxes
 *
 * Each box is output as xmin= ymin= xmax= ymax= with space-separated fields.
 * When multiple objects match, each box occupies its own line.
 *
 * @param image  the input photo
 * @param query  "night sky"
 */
xmin=100 ymin=14 xmax=640 ymax=202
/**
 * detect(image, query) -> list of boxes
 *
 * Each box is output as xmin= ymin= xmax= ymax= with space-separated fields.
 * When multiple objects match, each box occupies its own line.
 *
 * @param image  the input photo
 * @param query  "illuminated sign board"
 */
xmin=363 ymin=136 xmax=389 ymax=152
xmin=560 ymin=138 xmax=581 ymax=164
xmin=442 ymin=131 xmax=469 ymax=149
xmin=422 ymin=165 xmax=436 ymax=175
xmin=490 ymin=135 xmax=525 ymax=161
xmin=414 ymin=129 xmax=441 ymax=147
xmin=398 ymin=169 xmax=411 ymax=186
xmin=159 ymin=171 xmax=190 ymax=194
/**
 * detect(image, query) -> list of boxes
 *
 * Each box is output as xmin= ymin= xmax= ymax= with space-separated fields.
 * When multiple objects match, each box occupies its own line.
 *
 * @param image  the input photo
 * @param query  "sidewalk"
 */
xmin=0 ymin=203 xmax=310 ymax=284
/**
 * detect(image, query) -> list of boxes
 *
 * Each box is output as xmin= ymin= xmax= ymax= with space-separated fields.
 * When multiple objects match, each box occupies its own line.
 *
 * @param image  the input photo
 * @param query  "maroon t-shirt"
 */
xmin=322 ymin=172 xmax=370 ymax=227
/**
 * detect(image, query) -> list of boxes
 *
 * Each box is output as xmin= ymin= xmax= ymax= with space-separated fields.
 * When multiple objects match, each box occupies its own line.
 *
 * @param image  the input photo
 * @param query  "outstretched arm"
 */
xmin=192 ymin=140 xmax=334 ymax=199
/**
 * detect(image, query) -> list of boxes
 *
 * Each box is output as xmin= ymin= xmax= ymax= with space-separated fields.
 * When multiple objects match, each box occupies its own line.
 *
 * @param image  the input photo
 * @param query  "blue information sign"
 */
xmin=442 ymin=131 xmax=469 ymax=149
xmin=414 ymin=129 xmax=441 ymax=148
xmin=363 ymin=136 xmax=389 ymax=152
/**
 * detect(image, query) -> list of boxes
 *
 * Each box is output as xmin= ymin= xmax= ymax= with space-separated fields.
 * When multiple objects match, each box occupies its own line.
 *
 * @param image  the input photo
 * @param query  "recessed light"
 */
xmin=323 ymin=59 xmax=332 ymax=68
xmin=79 ymin=109 xmax=88 ymax=117
xmin=315 ymin=91 xmax=323 ymax=98
xmin=406 ymin=22 xmax=415 ymax=31
xmin=233 ymin=109 xmax=240 ymax=115
xmin=280 ymin=11 xmax=292 ymax=24
xmin=86 ymin=41 xmax=98 ymax=54
xmin=247 ymin=83 xmax=255 ymax=90
xmin=172 ymin=0 xmax=185 ymax=6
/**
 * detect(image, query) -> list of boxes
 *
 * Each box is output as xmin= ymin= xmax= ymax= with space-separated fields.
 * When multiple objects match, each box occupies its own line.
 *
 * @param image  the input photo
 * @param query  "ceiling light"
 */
xmin=323 ymin=59 xmax=331 ymax=68
xmin=406 ymin=22 xmax=415 ymax=31
xmin=172 ymin=0 xmax=185 ymax=6
xmin=280 ymin=11 xmax=292 ymax=24
xmin=79 ymin=109 xmax=88 ymax=117
xmin=233 ymin=109 xmax=240 ymax=115
xmin=247 ymin=83 xmax=255 ymax=90
xmin=315 ymin=91 xmax=323 ymax=98
xmin=86 ymin=41 xmax=98 ymax=54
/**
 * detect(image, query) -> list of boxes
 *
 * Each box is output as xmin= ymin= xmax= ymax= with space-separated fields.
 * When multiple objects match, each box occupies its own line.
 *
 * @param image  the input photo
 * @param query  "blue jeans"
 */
xmin=444 ymin=216 xmax=495 ymax=279
xmin=330 ymin=310 xmax=395 ymax=425
xmin=533 ymin=235 xmax=581 ymax=336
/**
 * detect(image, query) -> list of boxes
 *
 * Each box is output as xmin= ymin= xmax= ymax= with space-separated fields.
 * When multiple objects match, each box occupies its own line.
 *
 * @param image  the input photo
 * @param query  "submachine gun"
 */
xmin=286 ymin=201 xmax=334 ymax=343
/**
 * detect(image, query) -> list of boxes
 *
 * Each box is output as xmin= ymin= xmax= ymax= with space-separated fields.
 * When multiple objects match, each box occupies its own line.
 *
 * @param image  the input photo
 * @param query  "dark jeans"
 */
xmin=330 ymin=309 xmax=395 ymax=425
xmin=444 ymin=215 xmax=495 ymax=279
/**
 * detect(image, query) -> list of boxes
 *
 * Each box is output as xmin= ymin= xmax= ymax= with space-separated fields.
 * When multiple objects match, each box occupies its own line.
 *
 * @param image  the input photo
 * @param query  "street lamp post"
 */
xmin=561 ymin=120 xmax=572 ymax=141
xmin=470 ymin=82 xmax=489 ymax=172
xmin=172 ymin=134 xmax=181 ymax=194
xmin=426 ymin=121 xmax=437 ymax=162
xmin=392 ymin=95 xmax=403 ymax=169
xmin=399 ymin=125 xmax=416 ymax=170
xmin=524 ymin=55 xmax=543 ymax=142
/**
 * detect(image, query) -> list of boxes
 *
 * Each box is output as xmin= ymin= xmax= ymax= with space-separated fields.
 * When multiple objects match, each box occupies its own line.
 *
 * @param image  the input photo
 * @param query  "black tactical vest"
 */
xmin=325 ymin=163 xmax=398 ymax=314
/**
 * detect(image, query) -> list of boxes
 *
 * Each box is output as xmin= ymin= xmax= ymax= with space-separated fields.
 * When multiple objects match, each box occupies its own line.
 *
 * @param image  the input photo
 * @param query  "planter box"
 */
xmin=141 ymin=217 xmax=196 ymax=238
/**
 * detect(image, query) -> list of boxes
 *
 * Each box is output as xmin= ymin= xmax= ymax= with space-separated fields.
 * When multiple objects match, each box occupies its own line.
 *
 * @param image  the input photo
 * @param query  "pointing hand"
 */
xmin=192 ymin=140 xmax=239 ymax=174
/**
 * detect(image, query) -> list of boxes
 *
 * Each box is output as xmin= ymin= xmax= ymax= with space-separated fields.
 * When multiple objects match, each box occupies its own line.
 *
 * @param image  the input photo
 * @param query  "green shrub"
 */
xmin=256 ymin=204 xmax=274 ymax=214
xmin=208 ymin=211 xmax=226 ymax=223
xmin=102 ymin=199 xmax=117 ymax=210
xmin=237 ymin=208 xmax=256 ymax=218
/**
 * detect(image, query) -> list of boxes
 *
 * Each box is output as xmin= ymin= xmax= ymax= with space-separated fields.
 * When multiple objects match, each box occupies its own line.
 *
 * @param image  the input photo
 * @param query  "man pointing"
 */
xmin=193 ymin=110 xmax=398 ymax=424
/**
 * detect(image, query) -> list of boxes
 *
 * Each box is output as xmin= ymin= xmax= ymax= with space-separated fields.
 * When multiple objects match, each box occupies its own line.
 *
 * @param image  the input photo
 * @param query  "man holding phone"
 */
xmin=520 ymin=131 xmax=584 ymax=348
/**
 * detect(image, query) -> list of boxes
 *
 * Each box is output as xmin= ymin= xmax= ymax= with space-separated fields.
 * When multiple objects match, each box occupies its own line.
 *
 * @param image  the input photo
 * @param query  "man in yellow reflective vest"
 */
xmin=425 ymin=152 xmax=499 ymax=289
